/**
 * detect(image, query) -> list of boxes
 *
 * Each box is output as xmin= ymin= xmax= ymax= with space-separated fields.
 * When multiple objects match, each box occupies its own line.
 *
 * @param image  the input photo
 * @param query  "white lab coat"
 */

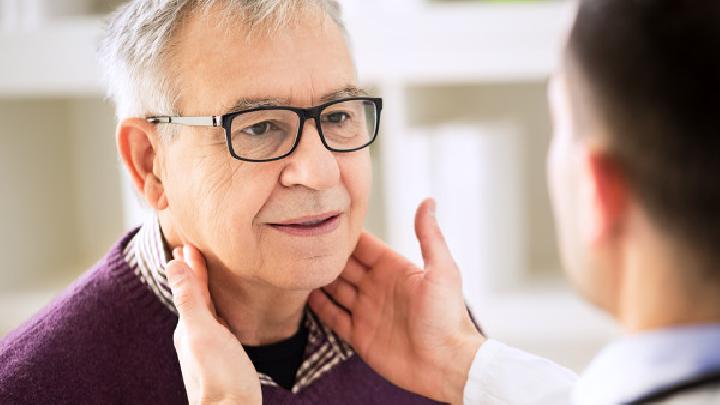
xmin=463 ymin=325 xmax=720 ymax=404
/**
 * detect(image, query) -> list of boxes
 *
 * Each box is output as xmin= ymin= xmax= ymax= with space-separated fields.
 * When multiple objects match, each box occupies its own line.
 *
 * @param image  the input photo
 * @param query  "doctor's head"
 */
xmin=547 ymin=0 xmax=720 ymax=321
xmin=101 ymin=0 xmax=378 ymax=291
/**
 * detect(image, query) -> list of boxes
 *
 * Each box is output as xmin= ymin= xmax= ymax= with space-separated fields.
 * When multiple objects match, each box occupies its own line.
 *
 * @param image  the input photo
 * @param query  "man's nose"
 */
xmin=279 ymin=120 xmax=340 ymax=190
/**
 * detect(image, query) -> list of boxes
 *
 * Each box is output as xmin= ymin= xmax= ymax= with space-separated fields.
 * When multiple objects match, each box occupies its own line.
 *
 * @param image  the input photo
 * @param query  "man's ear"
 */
xmin=117 ymin=118 xmax=169 ymax=210
xmin=581 ymin=149 xmax=628 ymax=244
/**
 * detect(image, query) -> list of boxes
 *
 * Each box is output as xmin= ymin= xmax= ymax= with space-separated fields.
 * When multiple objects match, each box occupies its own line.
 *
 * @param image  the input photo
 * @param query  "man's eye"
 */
xmin=241 ymin=122 xmax=275 ymax=136
xmin=323 ymin=112 xmax=350 ymax=124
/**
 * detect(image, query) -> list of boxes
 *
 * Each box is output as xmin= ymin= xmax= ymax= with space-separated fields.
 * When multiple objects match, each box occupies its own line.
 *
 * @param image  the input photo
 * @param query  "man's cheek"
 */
xmin=347 ymin=164 xmax=372 ymax=214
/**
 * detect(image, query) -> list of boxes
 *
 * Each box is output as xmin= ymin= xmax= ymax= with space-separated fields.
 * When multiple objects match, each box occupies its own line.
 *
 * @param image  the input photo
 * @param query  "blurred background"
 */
xmin=0 ymin=0 xmax=618 ymax=372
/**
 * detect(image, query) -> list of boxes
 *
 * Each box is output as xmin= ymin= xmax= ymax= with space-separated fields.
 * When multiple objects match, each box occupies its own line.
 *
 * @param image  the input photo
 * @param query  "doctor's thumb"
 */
xmin=415 ymin=198 xmax=456 ymax=271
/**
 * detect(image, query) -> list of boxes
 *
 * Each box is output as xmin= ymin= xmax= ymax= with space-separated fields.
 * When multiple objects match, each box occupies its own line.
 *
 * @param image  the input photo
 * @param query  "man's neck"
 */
xmin=617 ymin=216 xmax=720 ymax=332
xmin=208 ymin=267 xmax=309 ymax=346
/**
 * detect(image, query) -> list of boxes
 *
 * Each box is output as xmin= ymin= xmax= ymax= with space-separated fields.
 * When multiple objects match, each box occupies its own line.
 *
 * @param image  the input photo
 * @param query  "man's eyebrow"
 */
xmin=225 ymin=87 xmax=370 ymax=113
xmin=319 ymin=86 xmax=370 ymax=103
xmin=227 ymin=97 xmax=289 ymax=113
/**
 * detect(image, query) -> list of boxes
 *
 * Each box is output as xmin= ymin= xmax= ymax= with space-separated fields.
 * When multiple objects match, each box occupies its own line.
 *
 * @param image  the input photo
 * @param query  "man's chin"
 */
xmin=265 ymin=256 xmax=346 ymax=291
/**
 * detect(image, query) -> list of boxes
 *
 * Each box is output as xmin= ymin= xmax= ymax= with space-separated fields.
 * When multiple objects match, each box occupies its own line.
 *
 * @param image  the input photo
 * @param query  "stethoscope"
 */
xmin=624 ymin=369 xmax=720 ymax=404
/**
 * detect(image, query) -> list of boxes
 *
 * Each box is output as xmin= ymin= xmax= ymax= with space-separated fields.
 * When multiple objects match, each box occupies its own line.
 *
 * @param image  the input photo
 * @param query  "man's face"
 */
xmin=548 ymin=73 xmax=583 ymax=278
xmin=157 ymin=9 xmax=371 ymax=290
xmin=547 ymin=71 xmax=615 ymax=308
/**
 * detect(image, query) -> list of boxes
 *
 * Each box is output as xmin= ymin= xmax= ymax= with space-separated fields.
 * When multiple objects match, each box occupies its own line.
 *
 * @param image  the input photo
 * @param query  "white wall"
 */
xmin=67 ymin=98 xmax=125 ymax=266
xmin=0 ymin=100 xmax=80 ymax=289
xmin=0 ymin=98 xmax=122 ymax=289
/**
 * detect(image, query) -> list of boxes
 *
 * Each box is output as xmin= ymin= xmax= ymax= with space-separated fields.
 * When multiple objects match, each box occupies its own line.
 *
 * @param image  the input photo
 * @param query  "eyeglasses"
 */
xmin=146 ymin=97 xmax=382 ymax=162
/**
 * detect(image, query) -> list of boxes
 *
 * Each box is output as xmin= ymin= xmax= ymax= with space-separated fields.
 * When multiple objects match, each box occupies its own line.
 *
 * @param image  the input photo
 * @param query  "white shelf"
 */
xmin=0 ymin=2 xmax=574 ymax=97
xmin=346 ymin=1 xmax=575 ymax=84
xmin=0 ymin=17 xmax=105 ymax=97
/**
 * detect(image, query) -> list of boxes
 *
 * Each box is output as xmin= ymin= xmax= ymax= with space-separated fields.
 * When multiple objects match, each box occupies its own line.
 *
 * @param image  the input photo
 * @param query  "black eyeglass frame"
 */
xmin=146 ymin=97 xmax=383 ymax=162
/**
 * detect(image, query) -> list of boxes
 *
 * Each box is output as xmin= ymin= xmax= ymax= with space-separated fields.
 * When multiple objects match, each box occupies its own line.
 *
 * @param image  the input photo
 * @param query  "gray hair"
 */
xmin=98 ymin=0 xmax=346 ymax=122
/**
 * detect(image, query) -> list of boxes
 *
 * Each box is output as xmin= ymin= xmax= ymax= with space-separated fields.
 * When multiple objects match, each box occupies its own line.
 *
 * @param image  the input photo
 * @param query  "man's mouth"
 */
xmin=267 ymin=212 xmax=342 ymax=237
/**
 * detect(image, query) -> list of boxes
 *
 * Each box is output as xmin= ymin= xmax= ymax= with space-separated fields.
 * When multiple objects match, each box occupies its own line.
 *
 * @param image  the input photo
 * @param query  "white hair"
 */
xmin=98 ymin=0 xmax=346 ymax=123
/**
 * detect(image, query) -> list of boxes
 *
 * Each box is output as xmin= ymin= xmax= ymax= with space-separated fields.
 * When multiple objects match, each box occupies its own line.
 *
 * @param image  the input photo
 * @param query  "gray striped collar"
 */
xmin=122 ymin=214 xmax=354 ymax=393
xmin=124 ymin=214 xmax=175 ymax=313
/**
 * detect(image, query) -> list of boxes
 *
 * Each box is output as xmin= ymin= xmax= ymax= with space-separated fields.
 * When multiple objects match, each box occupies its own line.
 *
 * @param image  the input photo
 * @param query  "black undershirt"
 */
xmin=243 ymin=320 xmax=309 ymax=390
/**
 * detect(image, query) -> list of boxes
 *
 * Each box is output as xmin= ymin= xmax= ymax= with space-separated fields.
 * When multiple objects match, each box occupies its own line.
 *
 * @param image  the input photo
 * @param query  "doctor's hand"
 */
xmin=309 ymin=199 xmax=485 ymax=405
xmin=166 ymin=245 xmax=261 ymax=405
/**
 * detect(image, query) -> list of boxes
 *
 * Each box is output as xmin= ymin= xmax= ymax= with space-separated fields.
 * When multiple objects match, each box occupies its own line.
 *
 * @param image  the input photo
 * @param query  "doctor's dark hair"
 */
xmin=565 ymin=0 xmax=720 ymax=264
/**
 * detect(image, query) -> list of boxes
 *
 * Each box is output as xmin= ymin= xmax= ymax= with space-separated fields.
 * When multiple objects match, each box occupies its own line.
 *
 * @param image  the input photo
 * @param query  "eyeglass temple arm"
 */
xmin=146 ymin=116 xmax=222 ymax=127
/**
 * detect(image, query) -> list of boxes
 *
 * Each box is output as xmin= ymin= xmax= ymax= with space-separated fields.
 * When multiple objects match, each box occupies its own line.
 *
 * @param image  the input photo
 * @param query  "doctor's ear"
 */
xmin=117 ymin=118 xmax=169 ymax=210
xmin=581 ymin=150 xmax=628 ymax=244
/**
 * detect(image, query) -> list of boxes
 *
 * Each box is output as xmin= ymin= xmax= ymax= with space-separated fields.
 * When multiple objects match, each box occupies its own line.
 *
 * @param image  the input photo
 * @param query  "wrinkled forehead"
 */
xmin=170 ymin=5 xmax=357 ymax=115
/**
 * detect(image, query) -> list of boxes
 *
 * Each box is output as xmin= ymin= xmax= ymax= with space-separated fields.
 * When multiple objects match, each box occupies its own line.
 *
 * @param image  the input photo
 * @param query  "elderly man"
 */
xmin=0 ymin=1 xmax=447 ymax=403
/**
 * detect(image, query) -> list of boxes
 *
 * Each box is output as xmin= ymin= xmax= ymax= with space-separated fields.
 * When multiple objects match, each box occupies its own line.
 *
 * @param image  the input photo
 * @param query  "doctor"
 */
xmin=166 ymin=0 xmax=720 ymax=403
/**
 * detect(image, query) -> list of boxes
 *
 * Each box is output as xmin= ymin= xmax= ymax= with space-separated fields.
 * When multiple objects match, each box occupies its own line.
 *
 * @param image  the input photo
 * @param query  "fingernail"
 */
xmin=183 ymin=245 xmax=192 ymax=269
xmin=429 ymin=199 xmax=437 ymax=217
xmin=166 ymin=261 xmax=185 ymax=285
xmin=172 ymin=247 xmax=182 ymax=261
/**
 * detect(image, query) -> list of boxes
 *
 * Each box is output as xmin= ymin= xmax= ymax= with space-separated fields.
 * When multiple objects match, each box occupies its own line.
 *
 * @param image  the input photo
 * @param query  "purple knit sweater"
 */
xmin=0 ymin=230 xmax=443 ymax=404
